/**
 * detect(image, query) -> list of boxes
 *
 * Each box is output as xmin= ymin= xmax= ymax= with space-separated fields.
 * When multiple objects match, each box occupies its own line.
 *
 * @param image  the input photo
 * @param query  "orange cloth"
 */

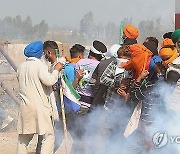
xmin=122 ymin=44 xmax=152 ymax=79
xmin=124 ymin=24 xmax=139 ymax=39
xmin=65 ymin=57 xmax=80 ymax=64
xmin=159 ymin=48 xmax=178 ymax=67
xmin=161 ymin=38 xmax=175 ymax=48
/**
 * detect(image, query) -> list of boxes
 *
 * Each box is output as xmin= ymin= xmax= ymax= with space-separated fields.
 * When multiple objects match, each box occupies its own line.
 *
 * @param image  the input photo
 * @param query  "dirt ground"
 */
xmin=0 ymin=76 xmax=36 ymax=154
xmin=0 ymin=131 xmax=18 ymax=154
xmin=0 ymin=131 xmax=36 ymax=154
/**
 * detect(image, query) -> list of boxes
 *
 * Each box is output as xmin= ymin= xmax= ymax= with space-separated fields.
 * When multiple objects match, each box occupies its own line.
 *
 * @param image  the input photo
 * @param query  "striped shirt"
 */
xmin=130 ymin=80 xmax=163 ymax=125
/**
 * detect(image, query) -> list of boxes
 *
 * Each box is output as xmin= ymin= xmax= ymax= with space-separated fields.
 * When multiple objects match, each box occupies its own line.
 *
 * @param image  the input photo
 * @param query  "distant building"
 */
xmin=175 ymin=0 xmax=180 ymax=29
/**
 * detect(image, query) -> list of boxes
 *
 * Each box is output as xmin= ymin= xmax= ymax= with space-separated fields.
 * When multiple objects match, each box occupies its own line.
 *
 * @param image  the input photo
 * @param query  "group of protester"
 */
xmin=16 ymin=24 xmax=180 ymax=154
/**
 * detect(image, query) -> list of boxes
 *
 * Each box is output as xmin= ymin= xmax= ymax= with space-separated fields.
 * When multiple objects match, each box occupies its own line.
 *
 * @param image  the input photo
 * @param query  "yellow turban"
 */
xmin=161 ymin=38 xmax=174 ymax=48
xmin=159 ymin=48 xmax=178 ymax=67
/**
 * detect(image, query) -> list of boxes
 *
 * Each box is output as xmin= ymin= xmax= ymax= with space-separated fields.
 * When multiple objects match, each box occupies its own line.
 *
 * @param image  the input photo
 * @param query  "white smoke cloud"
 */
xmin=53 ymin=80 xmax=180 ymax=154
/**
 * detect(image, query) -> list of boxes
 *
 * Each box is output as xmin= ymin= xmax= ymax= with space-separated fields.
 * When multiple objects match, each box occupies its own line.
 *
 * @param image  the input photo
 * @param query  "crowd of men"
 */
xmin=16 ymin=24 xmax=180 ymax=154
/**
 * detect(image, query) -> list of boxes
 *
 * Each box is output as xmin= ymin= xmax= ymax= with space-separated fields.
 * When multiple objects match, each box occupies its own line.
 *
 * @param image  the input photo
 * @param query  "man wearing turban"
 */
xmin=159 ymin=38 xmax=178 ymax=68
xmin=172 ymin=29 xmax=180 ymax=53
xmin=123 ymin=24 xmax=139 ymax=39
xmin=122 ymin=44 xmax=152 ymax=79
xmin=17 ymin=41 xmax=63 ymax=154
xmin=123 ymin=24 xmax=139 ymax=45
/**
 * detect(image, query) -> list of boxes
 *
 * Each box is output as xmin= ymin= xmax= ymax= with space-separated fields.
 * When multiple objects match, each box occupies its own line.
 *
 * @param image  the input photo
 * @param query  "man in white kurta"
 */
xmin=17 ymin=41 xmax=63 ymax=154
xmin=43 ymin=41 xmax=66 ymax=121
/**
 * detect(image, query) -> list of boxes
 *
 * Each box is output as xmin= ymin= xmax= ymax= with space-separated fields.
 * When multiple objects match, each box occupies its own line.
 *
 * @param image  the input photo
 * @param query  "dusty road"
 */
xmin=0 ymin=131 xmax=36 ymax=154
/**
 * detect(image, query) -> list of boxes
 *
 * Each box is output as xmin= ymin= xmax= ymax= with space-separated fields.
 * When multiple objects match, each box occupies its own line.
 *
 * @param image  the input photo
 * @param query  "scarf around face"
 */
xmin=122 ymin=44 xmax=152 ymax=79
xmin=159 ymin=48 xmax=178 ymax=68
xmin=65 ymin=57 xmax=80 ymax=64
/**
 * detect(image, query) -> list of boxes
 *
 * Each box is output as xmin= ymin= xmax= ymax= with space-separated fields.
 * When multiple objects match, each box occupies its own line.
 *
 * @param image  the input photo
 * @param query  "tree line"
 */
xmin=0 ymin=15 xmax=48 ymax=42
xmin=0 ymin=13 xmax=174 ymax=45
xmin=79 ymin=11 xmax=174 ymax=45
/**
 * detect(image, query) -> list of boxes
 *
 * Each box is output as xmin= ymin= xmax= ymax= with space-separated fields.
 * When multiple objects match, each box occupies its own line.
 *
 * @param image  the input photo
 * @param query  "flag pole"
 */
xmin=119 ymin=21 xmax=124 ymax=45
xmin=54 ymin=49 xmax=73 ymax=154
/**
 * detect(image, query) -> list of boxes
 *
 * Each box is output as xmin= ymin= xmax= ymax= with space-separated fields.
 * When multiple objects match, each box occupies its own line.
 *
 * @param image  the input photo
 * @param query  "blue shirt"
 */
xmin=64 ymin=63 xmax=76 ymax=84
xmin=64 ymin=63 xmax=80 ymax=113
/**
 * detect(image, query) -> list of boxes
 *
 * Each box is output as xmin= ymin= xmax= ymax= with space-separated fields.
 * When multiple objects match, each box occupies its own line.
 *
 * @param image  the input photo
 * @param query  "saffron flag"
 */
xmin=61 ymin=75 xmax=81 ymax=112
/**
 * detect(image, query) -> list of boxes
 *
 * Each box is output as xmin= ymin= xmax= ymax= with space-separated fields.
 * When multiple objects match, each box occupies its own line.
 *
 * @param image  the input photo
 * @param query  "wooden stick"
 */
xmin=0 ymin=44 xmax=18 ymax=72
xmin=59 ymin=86 xmax=68 ymax=154
xmin=1 ymin=81 xmax=21 ymax=106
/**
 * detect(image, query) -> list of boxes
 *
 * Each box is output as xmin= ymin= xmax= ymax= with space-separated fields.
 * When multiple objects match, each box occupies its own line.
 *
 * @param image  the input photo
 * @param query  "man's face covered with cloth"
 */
xmin=122 ymin=44 xmax=152 ymax=79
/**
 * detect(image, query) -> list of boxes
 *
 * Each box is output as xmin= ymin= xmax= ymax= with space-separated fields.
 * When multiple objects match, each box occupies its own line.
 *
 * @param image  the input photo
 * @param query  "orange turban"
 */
xmin=122 ymin=44 xmax=152 ymax=79
xmin=161 ymin=38 xmax=175 ymax=48
xmin=124 ymin=24 xmax=139 ymax=39
xmin=159 ymin=48 xmax=178 ymax=67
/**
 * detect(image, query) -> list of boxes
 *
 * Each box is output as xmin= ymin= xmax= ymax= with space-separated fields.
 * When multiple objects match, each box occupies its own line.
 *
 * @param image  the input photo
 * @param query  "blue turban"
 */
xmin=24 ymin=41 xmax=43 ymax=58
xmin=149 ymin=55 xmax=162 ymax=70
xmin=148 ymin=55 xmax=162 ymax=80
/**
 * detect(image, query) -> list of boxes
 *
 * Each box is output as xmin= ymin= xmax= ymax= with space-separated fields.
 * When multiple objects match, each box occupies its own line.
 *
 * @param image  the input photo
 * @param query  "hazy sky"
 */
xmin=176 ymin=0 xmax=180 ymax=13
xmin=0 ymin=0 xmax=175 ymax=28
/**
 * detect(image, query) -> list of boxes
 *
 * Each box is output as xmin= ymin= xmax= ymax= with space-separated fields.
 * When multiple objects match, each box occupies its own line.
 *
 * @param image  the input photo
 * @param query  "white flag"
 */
xmin=124 ymin=101 xmax=142 ymax=138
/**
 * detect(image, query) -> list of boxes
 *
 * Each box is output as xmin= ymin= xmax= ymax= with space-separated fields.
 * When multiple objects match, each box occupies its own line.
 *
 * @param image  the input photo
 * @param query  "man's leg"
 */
xmin=17 ymin=134 xmax=34 ymax=154
xmin=36 ymin=117 xmax=55 ymax=154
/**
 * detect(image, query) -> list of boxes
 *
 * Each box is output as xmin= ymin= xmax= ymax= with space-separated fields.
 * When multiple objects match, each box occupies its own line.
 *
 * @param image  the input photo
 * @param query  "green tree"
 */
xmin=22 ymin=16 xmax=34 ymax=39
xmin=3 ymin=16 xmax=13 ymax=39
xmin=34 ymin=20 xmax=48 ymax=40
xmin=79 ymin=11 xmax=94 ymax=38
xmin=104 ymin=21 xmax=118 ymax=45
xmin=138 ymin=17 xmax=164 ymax=43
xmin=0 ymin=15 xmax=49 ymax=41
xmin=12 ymin=15 xmax=23 ymax=39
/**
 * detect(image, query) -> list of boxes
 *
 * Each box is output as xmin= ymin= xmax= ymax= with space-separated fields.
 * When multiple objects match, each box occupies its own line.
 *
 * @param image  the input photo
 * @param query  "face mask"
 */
xmin=116 ymin=58 xmax=128 ymax=66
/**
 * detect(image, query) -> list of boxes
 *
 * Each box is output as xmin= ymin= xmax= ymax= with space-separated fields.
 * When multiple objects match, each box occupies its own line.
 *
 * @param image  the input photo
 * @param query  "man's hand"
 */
xmin=52 ymin=84 xmax=57 ymax=91
xmin=136 ymin=70 xmax=149 ymax=82
xmin=117 ymin=88 xmax=129 ymax=102
xmin=117 ymin=88 xmax=127 ymax=98
xmin=54 ymin=63 xmax=64 ymax=72
xmin=72 ymin=69 xmax=84 ymax=88
xmin=76 ymin=69 xmax=84 ymax=80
